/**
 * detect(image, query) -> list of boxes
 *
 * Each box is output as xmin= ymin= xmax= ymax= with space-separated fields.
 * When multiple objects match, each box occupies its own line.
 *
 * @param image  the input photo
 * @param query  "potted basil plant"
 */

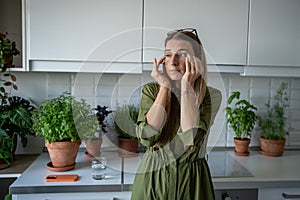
xmin=225 ymin=91 xmax=258 ymax=156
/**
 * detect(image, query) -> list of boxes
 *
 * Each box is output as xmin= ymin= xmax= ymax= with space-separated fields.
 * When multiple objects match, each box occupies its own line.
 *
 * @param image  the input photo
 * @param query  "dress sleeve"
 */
xmin=177 ymin=87 xmax=222 ymax=147
xmin=136 ymin=83 xmax=162 ymax=147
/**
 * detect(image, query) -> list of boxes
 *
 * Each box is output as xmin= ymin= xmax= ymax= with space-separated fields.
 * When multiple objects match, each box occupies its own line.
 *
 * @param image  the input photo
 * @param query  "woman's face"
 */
xmin=164 ymin=39 xmax=195 ymax=81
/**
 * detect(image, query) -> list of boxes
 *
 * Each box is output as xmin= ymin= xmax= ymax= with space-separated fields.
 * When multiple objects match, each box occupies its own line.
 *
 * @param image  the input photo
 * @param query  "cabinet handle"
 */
xmin=282 ymin=193 xmax=300 ymax=199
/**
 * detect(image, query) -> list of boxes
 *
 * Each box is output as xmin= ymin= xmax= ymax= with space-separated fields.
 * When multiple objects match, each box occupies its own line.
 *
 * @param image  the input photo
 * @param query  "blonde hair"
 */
xmin=156 ymin=30 xmax=208 ymax=146
xmin=165 ymin=30 xmax=207 ymax=107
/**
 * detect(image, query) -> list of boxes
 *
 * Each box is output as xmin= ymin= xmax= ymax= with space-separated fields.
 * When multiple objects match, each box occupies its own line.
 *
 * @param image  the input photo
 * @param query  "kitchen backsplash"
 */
xmin=12 ymin=71 xmax=300 ymax=154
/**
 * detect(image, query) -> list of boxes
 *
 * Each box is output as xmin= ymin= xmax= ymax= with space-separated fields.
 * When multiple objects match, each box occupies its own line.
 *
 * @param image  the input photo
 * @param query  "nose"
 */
xmin=170 ymin=54 xmax=179 ymax=66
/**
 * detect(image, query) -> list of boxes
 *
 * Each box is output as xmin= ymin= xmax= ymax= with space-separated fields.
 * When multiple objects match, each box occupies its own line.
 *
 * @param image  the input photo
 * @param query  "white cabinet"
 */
xmin=24 ymin=0 xmax=143 ymax=73
xmin=258 ymin=188 xmax=300 ymax=200
xmin=143 ymin=0 xmax=249 ymax=65
xmin=12 ymin=192 xmax=132 ymax=200
xmin=248 ymin=0 xmax=300 ymax=67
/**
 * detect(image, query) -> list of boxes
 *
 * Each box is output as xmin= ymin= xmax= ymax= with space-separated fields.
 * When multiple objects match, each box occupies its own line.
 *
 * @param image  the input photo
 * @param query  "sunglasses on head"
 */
xmin=167 ymin=28 xmax=201 ymax=45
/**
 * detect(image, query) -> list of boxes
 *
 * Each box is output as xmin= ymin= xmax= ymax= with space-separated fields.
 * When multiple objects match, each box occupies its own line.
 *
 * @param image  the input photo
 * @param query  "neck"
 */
xmin=173 ymin=81 xmax=181 ymax=89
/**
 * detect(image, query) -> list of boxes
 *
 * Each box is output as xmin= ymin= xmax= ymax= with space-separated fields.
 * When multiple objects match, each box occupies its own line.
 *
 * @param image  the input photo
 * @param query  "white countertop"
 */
xmin=10 ymin=151 xmax=122 ymax=194
xmin=213 ymin=150 xmax=300 ymax=189
xmin=123 ymin=150 xmax=300 ymax=190
xmin=10 ymin=149 xmax=300 ymax=195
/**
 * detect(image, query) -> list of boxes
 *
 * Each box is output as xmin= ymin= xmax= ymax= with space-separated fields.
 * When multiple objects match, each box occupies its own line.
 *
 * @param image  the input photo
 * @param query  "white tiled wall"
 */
xmin=12 ymin=71 xmax=300 ymax=154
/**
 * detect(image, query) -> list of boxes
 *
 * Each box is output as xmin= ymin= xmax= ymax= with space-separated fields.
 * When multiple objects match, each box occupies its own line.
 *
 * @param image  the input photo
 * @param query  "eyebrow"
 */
xmin=164 ymin=48 xmax=189 ymax=52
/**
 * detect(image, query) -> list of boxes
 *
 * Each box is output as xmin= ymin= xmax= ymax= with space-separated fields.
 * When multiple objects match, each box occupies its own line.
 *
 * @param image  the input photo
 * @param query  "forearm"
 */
xmin=146 ymin=86 xmax=170 ymax=131
xmin=181 ymin=90 xmax=199 ymax=132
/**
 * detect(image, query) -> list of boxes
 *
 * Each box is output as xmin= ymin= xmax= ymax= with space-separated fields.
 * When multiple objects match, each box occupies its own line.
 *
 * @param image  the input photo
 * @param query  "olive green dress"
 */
xmin=131 ymin=82 xmax=222 ymax=200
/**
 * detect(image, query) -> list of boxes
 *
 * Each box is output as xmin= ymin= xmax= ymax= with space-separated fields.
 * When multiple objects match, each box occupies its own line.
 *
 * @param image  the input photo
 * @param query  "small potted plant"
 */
xmin=82 ymin=105 xmax=112 ymax=157
xmin=225 ymin=91 xmax=258 ymax=156
xmin=0 ymin=32 xmax=20 ymax=69
xmin=32 ymin=91 xmax=98 ymax=171
xmin=114 ymin=104 xmax=139 ymax=158
xmin=258 ymin=82 xmax=289 ymax=157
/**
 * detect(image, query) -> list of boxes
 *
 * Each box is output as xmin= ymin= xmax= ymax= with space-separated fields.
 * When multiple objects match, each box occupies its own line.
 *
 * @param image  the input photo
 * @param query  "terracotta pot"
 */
xmin=260 ymin=137 xmax=286 ymax=157
xmin=4 ymin=56 xmax=13 ymax=67
xmin=117 ymin=137 xmax=138 ymax=158
xmin=46 ymin=140 xmax=81 ymax=169
xmin=85 ymin=138 xmax=102 ymax=157
xmin=234 ymin=138 xmax=251 ymax=156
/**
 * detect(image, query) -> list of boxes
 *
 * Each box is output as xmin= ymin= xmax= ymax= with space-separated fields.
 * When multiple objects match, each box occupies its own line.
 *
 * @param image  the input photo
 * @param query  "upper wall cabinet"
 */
xmin=248 ymin=0 xmax=300 ymax=67
xmin=143 ymin=0 xmax=249 ymax=65
xmin=24 ymin=0 xmax=143 ymax=73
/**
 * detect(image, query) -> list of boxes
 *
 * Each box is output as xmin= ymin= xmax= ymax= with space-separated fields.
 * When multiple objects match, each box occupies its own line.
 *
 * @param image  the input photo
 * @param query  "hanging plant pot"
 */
xmin=260 ymin=137 xmax=286 ymax=157
xmin=4 ymin=56 xmax=13 ymax=67
xmin=117 ymin=137 xmax=138 ymax=158
xmin=85 ymin=138 xmax=102 ymax=158
xmin=234 ymin=138 xmax=250 ymax=156
xmin=46 ymin=140 xmax=81 ymax=172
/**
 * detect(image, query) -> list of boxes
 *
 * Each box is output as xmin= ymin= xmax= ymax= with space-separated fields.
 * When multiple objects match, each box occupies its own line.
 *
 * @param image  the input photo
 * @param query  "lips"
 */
xmin=167 ymin=70 xmax=183 ymax=80
xmin=169 ymin=70 xmax=181 ymax=74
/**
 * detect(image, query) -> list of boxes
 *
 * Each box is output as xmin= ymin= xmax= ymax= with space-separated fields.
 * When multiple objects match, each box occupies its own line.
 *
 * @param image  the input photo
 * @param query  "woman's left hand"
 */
xmin=181 ymin=54 xmax=202 ymax=90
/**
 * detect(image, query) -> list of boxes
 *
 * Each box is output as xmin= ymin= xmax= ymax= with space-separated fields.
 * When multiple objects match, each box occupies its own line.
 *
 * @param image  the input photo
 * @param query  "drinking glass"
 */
xmin=91 ymin=156 xmax=108 ymax=180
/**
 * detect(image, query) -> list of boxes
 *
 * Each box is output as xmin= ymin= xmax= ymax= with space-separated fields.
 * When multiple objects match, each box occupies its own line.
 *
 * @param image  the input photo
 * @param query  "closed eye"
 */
xmin=164 ymin=52 xmax=172 ymax=57
xmin=164 ymin=51 xmax=188 ymax=58
xmin=177 ymin=52 xmax=187 ymax=58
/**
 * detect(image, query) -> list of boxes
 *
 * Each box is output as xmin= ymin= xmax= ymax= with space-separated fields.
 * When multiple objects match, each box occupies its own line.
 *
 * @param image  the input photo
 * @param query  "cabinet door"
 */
xmin=12 ymin=192 xmax=132 ymax=200
xmin=25 ymin=0 xmax=143 ymax=73
xmin=143 ymin=0 xmax=249 ymax=65
xmin=248 ymin=0 xmax=300 ymax=66
xmin=258 ymin=188 xmax=300 ymax=200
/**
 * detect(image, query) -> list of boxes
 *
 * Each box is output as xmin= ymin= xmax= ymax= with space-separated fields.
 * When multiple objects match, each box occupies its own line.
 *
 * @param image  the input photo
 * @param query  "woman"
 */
xmin=131 ymin=28 xmax=222 ymax=200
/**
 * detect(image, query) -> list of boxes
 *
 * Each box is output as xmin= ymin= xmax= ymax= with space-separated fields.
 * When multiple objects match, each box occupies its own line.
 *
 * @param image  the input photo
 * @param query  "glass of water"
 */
xmin=92 ymin=157 xmax=108 ymax=180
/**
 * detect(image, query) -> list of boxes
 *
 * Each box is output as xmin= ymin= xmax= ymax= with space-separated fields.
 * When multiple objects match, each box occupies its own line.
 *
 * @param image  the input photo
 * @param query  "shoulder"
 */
xmin=142 ymin=82 xmax=160 ymax=96
xmin=206 ymin=86 xmax=222 ymax=106
xmin=207 ymin=86 xmax=222 ymax=100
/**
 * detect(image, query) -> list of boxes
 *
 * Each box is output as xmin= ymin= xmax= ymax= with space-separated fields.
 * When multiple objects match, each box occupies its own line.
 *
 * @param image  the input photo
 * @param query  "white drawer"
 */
xmin=259 ymin=188 xmax=300 ymax=200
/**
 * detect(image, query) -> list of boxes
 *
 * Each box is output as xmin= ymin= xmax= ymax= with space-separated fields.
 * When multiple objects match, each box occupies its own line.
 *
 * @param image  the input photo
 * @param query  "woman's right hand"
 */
xmin=151 ymin=56 xmax=171 ymax=89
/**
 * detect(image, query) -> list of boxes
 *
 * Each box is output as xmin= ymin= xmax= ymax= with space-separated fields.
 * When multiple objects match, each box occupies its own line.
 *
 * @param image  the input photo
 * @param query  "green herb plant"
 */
xmin=225 ymin=91 xmax=258 ymax=139
xmin=32 ymin=92 xmax=98 ymax=143
xmin=258 ymin=82 xmax=289 ymax=140
xmin=114 ymin=104 xmax=138 ymax=139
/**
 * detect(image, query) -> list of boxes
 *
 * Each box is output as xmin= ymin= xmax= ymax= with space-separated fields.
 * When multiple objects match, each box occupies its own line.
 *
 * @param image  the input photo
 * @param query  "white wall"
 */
xmin=12 ymin=71 xmax=300 ymax=154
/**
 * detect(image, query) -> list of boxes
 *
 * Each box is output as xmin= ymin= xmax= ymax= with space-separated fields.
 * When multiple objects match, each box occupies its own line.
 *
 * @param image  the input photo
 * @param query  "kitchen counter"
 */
xmin=123 ymin=150 xmax=300 ymax=190
xmin=9 ymin=149 xmax=300 ymax=198
xmin=212 ymin=150 xmax=300 ymax=189
xmin=10 ymin=151 xmax=122 ymax=194
xmin=0 ymin=155 xmax=38 ymax=178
